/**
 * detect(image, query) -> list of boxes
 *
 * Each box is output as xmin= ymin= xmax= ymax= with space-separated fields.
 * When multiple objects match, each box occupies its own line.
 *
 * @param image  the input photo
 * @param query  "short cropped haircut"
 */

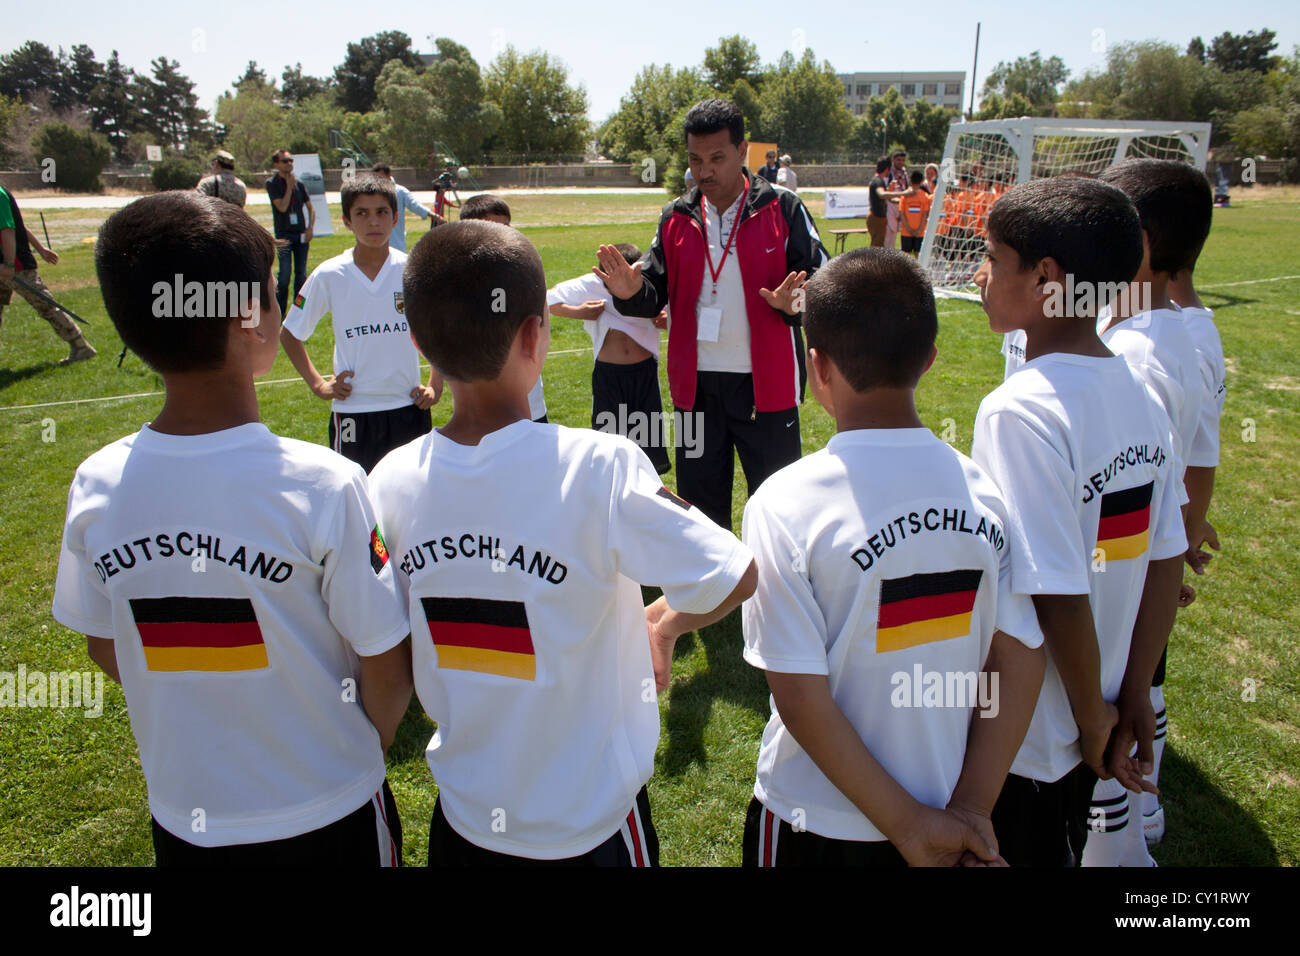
xmin=987 ymin=176 xmax=1144 ymax=290
xmin=803 ymin=248 xmax=937 ymax=391
xmin=613 ymin=242 xmax=642 ymax=266
xmin=404 ymin=220 xmax=547 ymax=381
xmin=1099 ymin=159 xmax=1213 ymax=274
xmin=371 ymin=162 xmax=391 ymax=176
xmin=95 ymin=192 xmax=275 ymax=374
xmin=875 ymin=157 xmax=891 ymax=174
xmin=271 ymin=148 xmax=292 ymax=164
xmin=892 ymin=149 xmax=907 ymax=159
xmin=910 ymin=171 xmax=924 ymax=185
xmin=683 ymin=99 xmax=745 ymax=146
xmin=341 ymin=172 xmax=397 ymax=219
xmin=459 ymin=194 xmax=512 ymax=223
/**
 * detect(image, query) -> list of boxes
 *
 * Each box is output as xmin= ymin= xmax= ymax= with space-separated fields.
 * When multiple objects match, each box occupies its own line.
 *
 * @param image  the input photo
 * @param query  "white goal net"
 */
xmin=918 ymin=119 xmax=1212 ymax=298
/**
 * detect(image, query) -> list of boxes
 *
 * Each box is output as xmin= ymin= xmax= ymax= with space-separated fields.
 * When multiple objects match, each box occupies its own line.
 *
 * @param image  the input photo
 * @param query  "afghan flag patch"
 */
xmin=130 ymin=596 xmax=268 ymax=672
xmin=876 ymin=569 xmax=983 ymax=653
xmin=370 ymin=526 xmax=389 ymax=574
xmin=421 ymin=596 xmax=535 ymax=681
xmin=393 ymin=292 xmax=405 ymax=314
xmin=1096 ymin=481 xmax=1153 ymax=561
xmin=657 ymin=486 xmax=690 ymax=511
xmin=292 ymin=293 xmax=305 ymax=309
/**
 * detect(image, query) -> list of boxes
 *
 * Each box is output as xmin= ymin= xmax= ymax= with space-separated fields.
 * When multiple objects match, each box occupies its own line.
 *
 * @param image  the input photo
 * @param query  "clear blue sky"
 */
xmin=11 ymin=0 xmax=1298 ymax=123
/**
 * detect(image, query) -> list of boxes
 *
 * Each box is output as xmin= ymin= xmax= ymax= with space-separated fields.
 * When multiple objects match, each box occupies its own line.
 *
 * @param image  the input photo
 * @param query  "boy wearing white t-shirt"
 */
xmin=970 ymin=177 xmax=1186 ymax=867
xmin=1094 ymin=159 xmax=1218 ymax=852
xmin=281 ymin=173 xmax=441 ymax=472
xmin=548 ymin=242 xmax=670 ymax=473
xmin=458 ymin=194 xmax=549 ymax=424
xmin=54 ymin=193 xmax=413 ymax=865
xmin=369 ymin=220 xmax=757 ymax=865
xmin=740 ymin=249 xmax=1046 ymax=867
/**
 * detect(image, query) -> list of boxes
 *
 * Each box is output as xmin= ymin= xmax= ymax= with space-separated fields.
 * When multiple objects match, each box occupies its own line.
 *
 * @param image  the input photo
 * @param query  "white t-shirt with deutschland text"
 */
xmin=742 ymin=428 xmax=1043 ymax=842
xmin=283 ymin=246 xmax=420 ymax=414
xmin=369 ymin=421 xmax=754 ymax=858
xmin=972 ymin=354 xmax=1186 ymax=782
xmin=52 ymin=423 xmax=410 ymax=845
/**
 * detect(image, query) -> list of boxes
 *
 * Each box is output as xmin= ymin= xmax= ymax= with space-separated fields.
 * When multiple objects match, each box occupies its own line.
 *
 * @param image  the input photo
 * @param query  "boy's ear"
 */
xmin=921 ymin=343 xmax=938 ymax=376
xmin=808 ymin=346 xmax=833 ymax=390
xmin=516 ymin=313 xmax=546 ymax=361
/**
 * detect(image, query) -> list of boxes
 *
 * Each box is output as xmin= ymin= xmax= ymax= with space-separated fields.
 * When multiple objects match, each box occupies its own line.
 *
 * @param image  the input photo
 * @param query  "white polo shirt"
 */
xmin=52 ymin=423 xmax=409 ymax=846
xmin=742 ymin=428 xmax=1042 ymax=841
xmin=697 ymin=191 xmax=751 ymax=373
xmin=369 ymin=421 xmax=754 ymax=858
xmin=283 ymin=247 xmax=421 ymax=414
xmin=972 ymin=353 xmax=1186 ymax=782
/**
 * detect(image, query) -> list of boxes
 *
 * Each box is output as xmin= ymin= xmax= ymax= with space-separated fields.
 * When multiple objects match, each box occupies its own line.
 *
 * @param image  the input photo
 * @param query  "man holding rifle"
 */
xmin=0 ymin=181 xmax=95 ymax=365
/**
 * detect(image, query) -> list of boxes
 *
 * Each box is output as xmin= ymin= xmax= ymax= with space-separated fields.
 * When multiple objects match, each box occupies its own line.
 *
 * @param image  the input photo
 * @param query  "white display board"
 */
xmin=292 ymin=153 xmax=334 ymax=237
xmin=823 ymin=189 xmax=870 ymax=219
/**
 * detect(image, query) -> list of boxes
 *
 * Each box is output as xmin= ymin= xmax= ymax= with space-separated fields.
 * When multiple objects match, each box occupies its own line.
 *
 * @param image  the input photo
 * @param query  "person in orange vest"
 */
xmin=896 ymin=171 xmax=932 ymax=257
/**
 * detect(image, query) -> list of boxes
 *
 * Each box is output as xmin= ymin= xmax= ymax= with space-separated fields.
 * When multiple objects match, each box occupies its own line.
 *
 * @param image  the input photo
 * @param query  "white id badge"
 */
xmin=697 ymin=306 xmax=722 ymax=342
xmin=289 ymin=213 xmax=299 ymax=226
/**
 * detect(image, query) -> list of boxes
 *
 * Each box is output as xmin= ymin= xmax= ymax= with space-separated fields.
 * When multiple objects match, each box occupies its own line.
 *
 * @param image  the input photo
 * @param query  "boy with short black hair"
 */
xmin=548 ymin=242 xmax=670 ymax=473
xmin=740 ymin=248 xmax=1045 ymax=867
xmin=896 ymin=171 xmax=931 ymax=257
xmin=458 ymin=194 xmax=549 ymax=423
xmin=54 ymin=192 xmax=413 ymax=865
xmin=369 ymin=220 xmax=757 ymax=866
xmin=281 ymin=172 xmax=441 ymax=473
xmin=1093 ymin=158 xmax=1216 ymax=853
xmin=970 ymin=176 xmax=1187 ymax=867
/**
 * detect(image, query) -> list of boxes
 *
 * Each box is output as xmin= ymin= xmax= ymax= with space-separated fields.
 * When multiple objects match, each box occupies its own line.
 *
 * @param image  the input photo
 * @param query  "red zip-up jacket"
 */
xmin=612 ymin=171 xmax=829 ymax=412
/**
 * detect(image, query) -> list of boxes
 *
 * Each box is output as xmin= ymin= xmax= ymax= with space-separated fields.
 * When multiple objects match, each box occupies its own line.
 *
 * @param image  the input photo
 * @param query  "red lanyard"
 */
xmin=702 ymin=177 xmax=747 ymax=297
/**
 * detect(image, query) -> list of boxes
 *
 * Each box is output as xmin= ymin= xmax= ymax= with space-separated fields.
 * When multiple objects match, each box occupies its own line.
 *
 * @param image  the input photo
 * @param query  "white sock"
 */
xmin=1142 ymin=684 xmax=1167 ymax=817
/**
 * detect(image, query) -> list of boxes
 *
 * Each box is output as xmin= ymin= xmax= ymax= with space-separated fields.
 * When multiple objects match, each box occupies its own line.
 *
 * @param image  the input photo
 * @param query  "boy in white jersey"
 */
xmin=53 ymin=193 xmax=413 ymax=865
xmin=548 ymin=242 xmax=670 ymax=473
xmin=970 ymin=176 xmax=1186 ymax=866
xmin=369 ymin=220 xmax=757 ymax=865
xmin=740 ymin=249 xmax=1045 ymax=867
xmin=281 ymin=173 xmax=440 ymax=472
xmin=458 ymin=194 xmax=549 ymax=424
xmin=1097 ymin=159 xmax=1219 ymax=850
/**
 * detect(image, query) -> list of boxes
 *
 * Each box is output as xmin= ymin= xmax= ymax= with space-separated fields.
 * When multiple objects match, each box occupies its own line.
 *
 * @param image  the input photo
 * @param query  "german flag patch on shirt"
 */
xmin=130 ymin=596 xmax=268 ymax=672
xmin=422 ymin=596 xmax=535 ymax=681
xmin=876 ymin=569 xmax=983 ymax=653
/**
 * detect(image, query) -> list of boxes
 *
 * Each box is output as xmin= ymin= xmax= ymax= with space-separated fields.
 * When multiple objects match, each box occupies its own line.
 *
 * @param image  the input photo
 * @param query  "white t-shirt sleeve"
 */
xmin=739 ymin=496 xmax=831 ymax=675
xmin=1147 ymin=462 xmax=1188 ymax=562
xmin=51 ymin=476 xmax=114 ymax=637
xmin=605 ymin=442 xmax=753 ymax=614
xmin=973 ymin=404 xmax=1090 ymax=596
xmin=548 ymin=274 xmax=610 ymax=309
xmin=319 ymin=470 xmax=410 ymax=657
xmin=986 ymin=493 xmax=1044 ymax=649
xmin=1186 ymin=350 xmax=1221 ymax=468
xmin=281 ymin=266 xmax=329 ymax=341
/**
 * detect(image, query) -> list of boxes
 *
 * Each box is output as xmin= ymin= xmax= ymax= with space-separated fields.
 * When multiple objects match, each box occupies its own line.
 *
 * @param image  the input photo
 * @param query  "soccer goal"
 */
xmin=918 ymin=118 xmax=1213 ymax=299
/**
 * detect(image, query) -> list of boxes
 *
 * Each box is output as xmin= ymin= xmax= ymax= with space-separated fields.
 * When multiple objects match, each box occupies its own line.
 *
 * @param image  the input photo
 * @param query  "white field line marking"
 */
xmin=1201 ymin=274 xmax=1300 ymax=289
xmin=0 ymin=351 xmax=596 ymax=412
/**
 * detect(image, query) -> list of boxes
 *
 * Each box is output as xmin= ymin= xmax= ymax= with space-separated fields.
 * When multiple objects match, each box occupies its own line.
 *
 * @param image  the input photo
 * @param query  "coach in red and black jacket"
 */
xmin=597 ymin=98 xmax=829 ymax=529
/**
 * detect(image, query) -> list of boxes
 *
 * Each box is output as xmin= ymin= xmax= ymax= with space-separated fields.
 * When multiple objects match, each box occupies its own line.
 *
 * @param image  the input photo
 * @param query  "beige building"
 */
xmin=837 ymin=72 xmax=966 ymax=115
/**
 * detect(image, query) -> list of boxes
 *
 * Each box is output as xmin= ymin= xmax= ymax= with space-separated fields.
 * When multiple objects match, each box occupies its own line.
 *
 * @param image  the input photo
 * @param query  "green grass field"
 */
xmin=1 ymin=193 xmax=1297 ymax=866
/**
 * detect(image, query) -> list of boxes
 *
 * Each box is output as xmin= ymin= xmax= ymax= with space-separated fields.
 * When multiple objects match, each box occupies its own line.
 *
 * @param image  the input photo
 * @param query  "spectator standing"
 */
xmin=266 ymin=149 xmax=314 ymax=314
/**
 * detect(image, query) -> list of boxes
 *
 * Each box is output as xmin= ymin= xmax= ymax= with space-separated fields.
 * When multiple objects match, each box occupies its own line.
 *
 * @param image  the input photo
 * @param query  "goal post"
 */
xmin=918 ymin=118 xmax=1213 ymax=299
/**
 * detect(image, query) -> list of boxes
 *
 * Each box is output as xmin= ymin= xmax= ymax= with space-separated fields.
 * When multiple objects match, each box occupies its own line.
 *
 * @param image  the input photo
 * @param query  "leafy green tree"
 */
xmin=0 ymin=41 xmax=64 ymax=104
xmin=281 ymin=92 xmax=347 ymax=163
xmin=1208 ymin=30 xmax=1279 ymax=74
xmin=34 ymin=122 xmax=111 ymax=191
xmin=421 ymin=38 xmax=501 ymax=163
xmin=1187 ymin=37 xmax=1207 ymax=64
xmin=483 ymin=48 xmax=589 ymax=157
xmin=600 ymin=63 xmax=706 ymax=160
xmin=758 ymin=49 xmax=853 ymax=155
xmin=703 ymin=36 xmax=762 ymax=94
xmin=232 ymin=61 xmax=271 ymax=94
xmin=0 ymin=92 xmax=21 ymax=165
xmin=66 ymin=44 xmax=104 ymax=108
xmin=333 ymin=31 xmax=423 ymax=113
xmin=89 ymin=51 xmax=136 ymax=158
xmin=975 ymin=91 xmax=1035 ymax=120
xmin=215 ymin=82 xmax=283 ymax=170
xmin=373 ymin=61 xmax=438 ymax=166
xmin=981 ymin=52 xmax=1069 ymax=114
xmin=281 ymin=63 xmax=331 ymax=106
xmin=132 ymin=57 xmax=209 ymax=150
xmin=150 ymin=155 xmax=204 ymax=191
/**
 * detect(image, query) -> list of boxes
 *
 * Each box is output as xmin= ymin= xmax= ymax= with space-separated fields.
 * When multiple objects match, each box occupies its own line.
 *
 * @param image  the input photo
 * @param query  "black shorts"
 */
xmin=428 ymin=787 xmax=658 ymax=867
xmin=591 ymin=357 xmax=671 ymax=474
xmin=899 ymin=235 xmax=923 ymax=254
xmin=742 ymin=797 xmax=907 ymax=867
xmin=151 ymin=779 xmax=402 ymax=866
xmin=330 ymin=403 xmax=432 ymax=473
xmin=990 ymin=762 xmax=1098 ymax=866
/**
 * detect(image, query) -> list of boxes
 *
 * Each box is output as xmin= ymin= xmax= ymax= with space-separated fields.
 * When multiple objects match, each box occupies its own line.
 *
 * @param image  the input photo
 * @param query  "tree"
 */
xmin=703 ymin=36 xmax=762 ymax=94
xmin=373 ymin=61 xmax=439 ymax=166
xmin=599 ymin=63 xmax=706 ymax=161
xmin=975 ymin=91 xmax=1035 ymax=120
xmin=66 ymin=44 xmax=104 ymax=108
xmin=1208 ymin=30 xmax=1279 ymax=74
xmin=89 ymin=50 xmax=136 ymax=158
xmin=281 ymin=63 xmax=330 ymax=107
xmin=281 ymin=91 xmax=347 ymax=162
xmin=420 ymin=38 xmax=501 ymax=163
xmin=333 ymin=31 xmax=423 ymax=113
xmin=901 ymin=98 xmax=958 ymax=154
xmin=0 ymin=93 xmax=21 ymax=165
xmin=232 ymin=61 xmax=271 ymax=94
xmin=0 ymin=41 xmax=64 ymax=104
xmin=483 ymin=48 xmax=589 ymax=157
xmin=757 ymin=49 xmax=853 ymax=155
xmin=215 ymin=82 xmax=283 ymax=170
xmin=857 ymin=86 xmax=907 ymax=155
xmin=132 ymin=57 xmax=209 ymax=151
xmin=981 ymin=52 xmax=1069 ymax=114
xmin=34 ymin=122 xmax=111 ymax=191
xmin=1187 ymin=37 xmax=1207 ymax=64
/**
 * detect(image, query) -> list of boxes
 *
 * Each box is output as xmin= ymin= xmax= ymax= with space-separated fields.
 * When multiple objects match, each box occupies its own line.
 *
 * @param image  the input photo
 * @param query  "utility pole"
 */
xmin=968 ymin=22 xmax=981 ymax=120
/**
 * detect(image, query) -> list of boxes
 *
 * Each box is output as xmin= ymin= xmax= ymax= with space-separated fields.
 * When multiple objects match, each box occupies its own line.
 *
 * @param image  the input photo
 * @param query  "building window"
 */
xmin=857 ymin=84 xmax=870 ymax=97
xmin=854 ymin=104 xmax=864 ymax=115
xmin=901 ymin=83 xmax=915 ymax=96
xmin=843 ymin=84 xmax=851 ymax=97
xmin=923 ymin=83 xmax=937 ymax=96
